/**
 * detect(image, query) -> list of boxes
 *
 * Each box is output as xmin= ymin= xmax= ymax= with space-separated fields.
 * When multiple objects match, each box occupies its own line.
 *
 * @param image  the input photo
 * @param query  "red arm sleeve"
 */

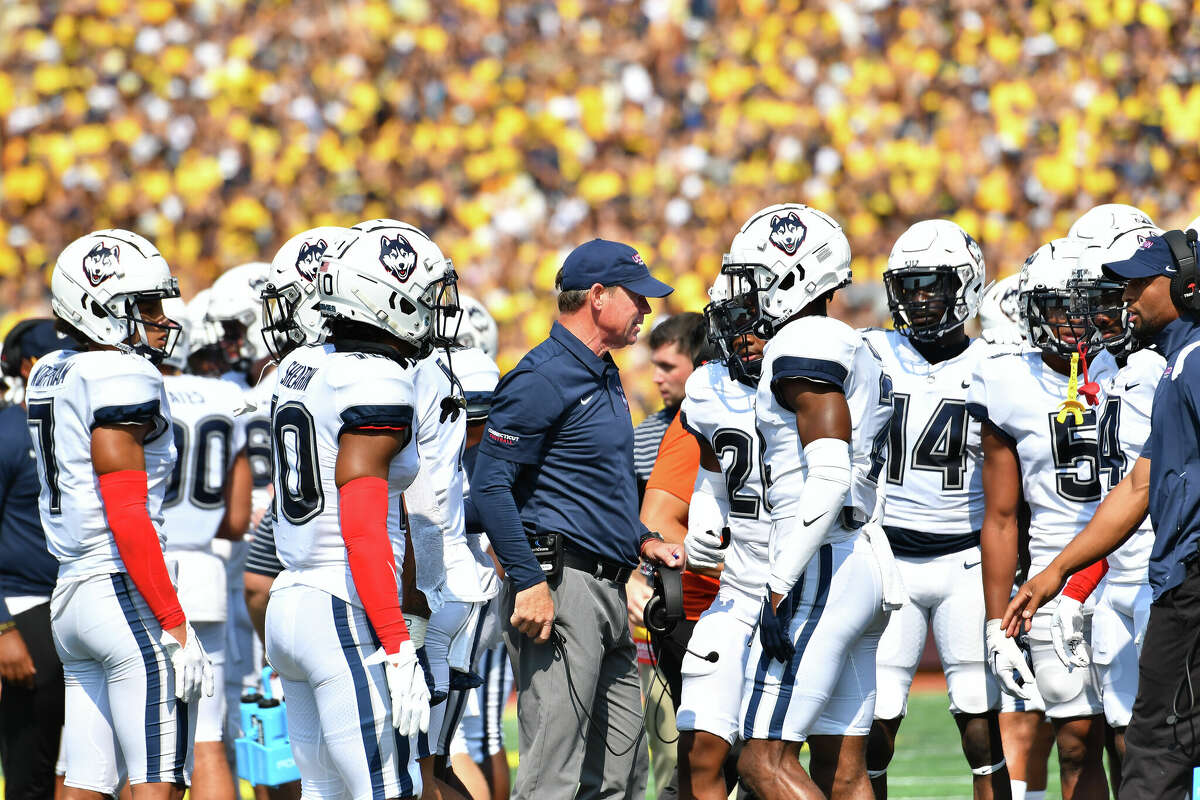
xmin=98 ymin=470 xmax=185 ymax=630
xmin=339 ymin=476 xmax=410 ymax=653
xmin=1062 ymin=558 xmax=1109 ymax=603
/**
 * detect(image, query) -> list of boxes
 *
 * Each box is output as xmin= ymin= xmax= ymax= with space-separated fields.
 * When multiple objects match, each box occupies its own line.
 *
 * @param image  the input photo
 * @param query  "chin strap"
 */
xmin=1056 ymin=341 xmax=1100 ymax=424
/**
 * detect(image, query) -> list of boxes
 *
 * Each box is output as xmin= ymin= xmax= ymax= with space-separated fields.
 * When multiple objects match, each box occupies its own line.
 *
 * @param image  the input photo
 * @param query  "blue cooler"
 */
xmin=235 ymin=667 xmax=300 ymax=786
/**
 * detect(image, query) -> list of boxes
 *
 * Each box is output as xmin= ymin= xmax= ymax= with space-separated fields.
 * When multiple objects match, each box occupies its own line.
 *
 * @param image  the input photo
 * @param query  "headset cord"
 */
xmin=645 ymin=634 xmax=681 ymax=745
xmin=1167 ymin=625 xmax=1200 ymax=727
xmin=551 ymin=631 xmax=647 ymax=758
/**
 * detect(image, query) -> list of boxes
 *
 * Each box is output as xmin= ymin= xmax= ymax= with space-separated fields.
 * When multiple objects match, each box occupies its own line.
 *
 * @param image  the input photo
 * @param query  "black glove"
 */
xmin=448 ymin=669 xmax=484 ymax=691
xmin=758 ymin=592 xmax=795 ymax=663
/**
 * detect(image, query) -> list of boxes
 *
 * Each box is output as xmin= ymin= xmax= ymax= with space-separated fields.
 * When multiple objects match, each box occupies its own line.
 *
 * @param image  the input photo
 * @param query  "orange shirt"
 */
xmin=644 ymin=411 xmax=720 ymax=621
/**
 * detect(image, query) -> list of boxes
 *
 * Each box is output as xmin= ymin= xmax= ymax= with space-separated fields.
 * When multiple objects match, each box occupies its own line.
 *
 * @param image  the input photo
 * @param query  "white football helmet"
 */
xmin=717 ymin=203 xmax=851 ymax=338
xmin=160 ymin=297 xmax=189 ymax=371
xmin=1068 ymin=204 xmax=1157 ymax=247
xmin=262 ymin=226 xmax=350 ymax=360
xmin=206 ymin=262 xmax=271 ymax=371
xmin=50 ymin=229 xmax=181 ymax=361
xmin=884 ymin=219 xmax=985 ymax=340
xmin=454 ymin=294 xmax=498 ymax=359
xmin=1019 ymin=237 xmax=1128 ymax=358
xmin=319 ymin=219 xmax=459 ymax=357
xmin=978 ymin=274 xmax=1025 ymax=346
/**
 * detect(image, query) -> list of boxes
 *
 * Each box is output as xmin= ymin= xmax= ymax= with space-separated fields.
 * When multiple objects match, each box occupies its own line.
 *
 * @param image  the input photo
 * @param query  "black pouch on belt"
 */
xmin=527 ymin=531 xmax=563 ymax=580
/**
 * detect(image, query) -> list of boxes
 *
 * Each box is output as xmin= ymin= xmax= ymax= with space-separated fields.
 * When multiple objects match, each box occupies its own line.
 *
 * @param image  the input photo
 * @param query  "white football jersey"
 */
xmin=967 ymin=349 xmax=1118 ymax=573
xmin=243 ymin=374 xmax=276 ymax=516
xmin=1099 ymin=348 xmax=1164 ymax=582
xmin=408 ymin=347 xmax=498 ymax=606
xmin=756 ymin=316 xmax=893 ymax=526
xmin=679 ymin=361 xmax=769 ymax=600
xmin=161 ymin=374 xmax=248 ymax=550
xmin=26 ymin=349 xmax=175 ymax=582
xmin=862 ymin=329 xmax=986 ymax=540
xmin=270 ymin=344 xmax=420 ymax=606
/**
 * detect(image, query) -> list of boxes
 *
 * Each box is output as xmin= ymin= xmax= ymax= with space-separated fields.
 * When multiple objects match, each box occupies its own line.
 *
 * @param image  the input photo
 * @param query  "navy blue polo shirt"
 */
xmin=475 ymin=322 xmax=645 ymax=585
xmin=0 ymin=404 xmax=58 ymax=623
xmin=1145 ymin=316 xmax=1200 ymax=600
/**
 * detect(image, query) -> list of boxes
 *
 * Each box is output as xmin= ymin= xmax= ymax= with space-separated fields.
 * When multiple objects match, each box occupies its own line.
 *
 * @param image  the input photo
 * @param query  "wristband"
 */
xmin=639 ymin=530 xmax=664 ymax=555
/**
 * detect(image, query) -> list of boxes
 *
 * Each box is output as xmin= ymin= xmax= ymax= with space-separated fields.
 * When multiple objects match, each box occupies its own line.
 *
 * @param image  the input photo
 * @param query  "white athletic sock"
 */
xmin=1026 ymin=791 xmax=1045 ymax=800
xmin=1009 ymin=779 xmax=1026 ymax=800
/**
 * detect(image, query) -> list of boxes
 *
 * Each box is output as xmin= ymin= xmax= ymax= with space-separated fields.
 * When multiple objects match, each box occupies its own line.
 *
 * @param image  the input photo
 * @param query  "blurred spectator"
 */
xmin=633 ymin=311 xmax=713 ymax=498
xmin=3 ymin=0 xmax=1199 ymax=419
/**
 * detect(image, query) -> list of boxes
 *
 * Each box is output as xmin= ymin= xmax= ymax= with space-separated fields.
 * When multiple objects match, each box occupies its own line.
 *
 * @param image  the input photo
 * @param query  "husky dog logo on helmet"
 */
xmin=82 ymin=241 xmax=119 ymax=287
xmin=769 ymin=212 xmax=806 ymax=256
xmin=295 ymin=239 xmax=328 ymax=282
xmin=378 ymin=234 xmax=417 ymax=282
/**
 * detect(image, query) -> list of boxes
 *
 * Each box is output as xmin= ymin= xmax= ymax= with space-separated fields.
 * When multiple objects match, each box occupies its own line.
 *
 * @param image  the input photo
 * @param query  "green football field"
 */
xmin=496 ymin=687 xmax=1065 ymax=800
xmin=3 ymin=688 xmax=1065 ymax=799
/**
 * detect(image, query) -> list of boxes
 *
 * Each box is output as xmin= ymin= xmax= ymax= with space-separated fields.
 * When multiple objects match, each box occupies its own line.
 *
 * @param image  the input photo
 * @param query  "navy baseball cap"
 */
xmin=1103 ymin=234 xmax=1179 ymax=281
xmin=1 ymin=318 xmax=72 ymax=377
xmin=560 ymin=239 xmax=674 ymax=298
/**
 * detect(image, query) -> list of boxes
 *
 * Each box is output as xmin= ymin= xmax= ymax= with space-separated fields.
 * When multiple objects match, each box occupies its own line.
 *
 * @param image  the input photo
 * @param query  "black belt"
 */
xmin=563 ymin=550 xmax=633 ymax=583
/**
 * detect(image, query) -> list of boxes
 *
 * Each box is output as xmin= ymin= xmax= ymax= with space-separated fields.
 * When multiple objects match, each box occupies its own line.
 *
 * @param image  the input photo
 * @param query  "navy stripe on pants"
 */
xmin=111 ymin=574 xmax=164 ymax=781
xmin=332 ymin=597 xmax=385 ymax=800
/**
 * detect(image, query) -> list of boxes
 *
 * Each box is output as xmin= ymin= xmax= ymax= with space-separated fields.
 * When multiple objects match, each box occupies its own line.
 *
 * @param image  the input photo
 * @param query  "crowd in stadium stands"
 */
xmin=2 ymin=0 xmax=1199 ymax=416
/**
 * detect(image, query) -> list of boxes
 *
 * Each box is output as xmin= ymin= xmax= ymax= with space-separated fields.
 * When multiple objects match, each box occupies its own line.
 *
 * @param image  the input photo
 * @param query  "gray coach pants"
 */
xmin=502 ymin=566 xmax=650 ymax=800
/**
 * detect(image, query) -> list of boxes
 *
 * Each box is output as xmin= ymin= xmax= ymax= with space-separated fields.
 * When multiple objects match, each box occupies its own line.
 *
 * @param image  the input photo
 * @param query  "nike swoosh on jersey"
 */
xmin=580 ymin=394 xmax=594 ymax=405
xmin=961 ymin=380 xmax=970 ymax=389
xmin=802 ymin=510 xmax=829 ymax=527
xmin=963 ymin=560 xmax=981 ymax=569
xmin=1125 ymin=383 xmax=1140 ymax=391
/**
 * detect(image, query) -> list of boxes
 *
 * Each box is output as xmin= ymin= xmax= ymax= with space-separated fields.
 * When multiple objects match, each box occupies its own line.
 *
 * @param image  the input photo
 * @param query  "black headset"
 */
xmin=643 ymin=564 xmax=685 ymax=637
xmin=1165 ymin=228 xmax=1200 ymax=314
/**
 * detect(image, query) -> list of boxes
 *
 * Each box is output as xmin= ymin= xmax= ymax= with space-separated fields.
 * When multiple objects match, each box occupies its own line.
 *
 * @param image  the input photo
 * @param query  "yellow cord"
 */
xmin=1056 ymin=351 xmax=1085 ymax=424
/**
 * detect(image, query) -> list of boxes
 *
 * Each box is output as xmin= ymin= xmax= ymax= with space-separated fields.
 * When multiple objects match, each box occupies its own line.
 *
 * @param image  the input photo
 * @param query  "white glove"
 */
xmin=159 ymin=623 xmax=214 ymax=704
xmin=1050 ymin=596 xmax=1090 ymax=668
xmin=684 ymin=526 xmax=726 ymax=570
xmin=365 ymin=640 xmax=431 ymax=736
xmin=985 ymin=619 xmax=1034 ymax=700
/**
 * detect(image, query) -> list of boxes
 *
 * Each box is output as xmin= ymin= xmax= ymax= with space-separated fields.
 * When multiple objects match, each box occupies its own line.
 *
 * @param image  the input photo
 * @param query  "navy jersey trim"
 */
xmin=338 ymin=404 xmax=414 ymax=436
xmin=92 ymin=399 xmax=161 ymax=429
xmin=965 ymin=401 xmax=1017 ymax=447
xmin=770 ymin=357 xmax=847 ymax=409
xmin=885 ymin=526 xmax=980 ymax=557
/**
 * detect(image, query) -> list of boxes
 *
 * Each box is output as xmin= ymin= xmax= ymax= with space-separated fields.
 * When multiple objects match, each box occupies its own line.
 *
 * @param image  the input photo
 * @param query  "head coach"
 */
xmin=471 ymin=239 xmax=684 ymax=800
xmin=1002 ymin=229 xmax=1200 ymax=797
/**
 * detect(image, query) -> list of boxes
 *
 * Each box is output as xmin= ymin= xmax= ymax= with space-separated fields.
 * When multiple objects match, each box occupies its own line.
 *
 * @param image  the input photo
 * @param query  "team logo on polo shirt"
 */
xmin=82 ymin=241 xmax=120 ymax=287
xmin=486 ymin=427 xmax=519 ymax=446
xmin=379 ymin=234 xmax=417 ymax=282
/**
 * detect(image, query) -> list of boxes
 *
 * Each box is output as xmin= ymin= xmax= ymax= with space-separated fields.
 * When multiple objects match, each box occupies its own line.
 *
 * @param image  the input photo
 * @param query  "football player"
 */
xmin=862 ymin=220 xmax=1010 ymax=798
xmin=158 ymin=297 xmax=252 ymax=800
xmin=971 ymin=238 xmax=1126 ymax=799
xmin=670 ymin=261 xmax=770 ymax=800
xmin=731 ymin=204 xmax=893 ymax=800
xmin=205 ymin=261 xmax=276 ymax=750
xmin=243 ymin=226 xmax=351 ymax=639
xmin=263 ymin=220 xmax=455 ymax=799
xmin=448 ymin=305 xmax=513 ymax=800
xmin=399 ymin=284 xmax=501 ymax=794
xmin=977 ymin=275 xmax=1025 ymax=348
xmin=1040 ymin=207 xmax=1163 ymax=778
xmin=30 ymin=229 xmax=212 ymax=799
